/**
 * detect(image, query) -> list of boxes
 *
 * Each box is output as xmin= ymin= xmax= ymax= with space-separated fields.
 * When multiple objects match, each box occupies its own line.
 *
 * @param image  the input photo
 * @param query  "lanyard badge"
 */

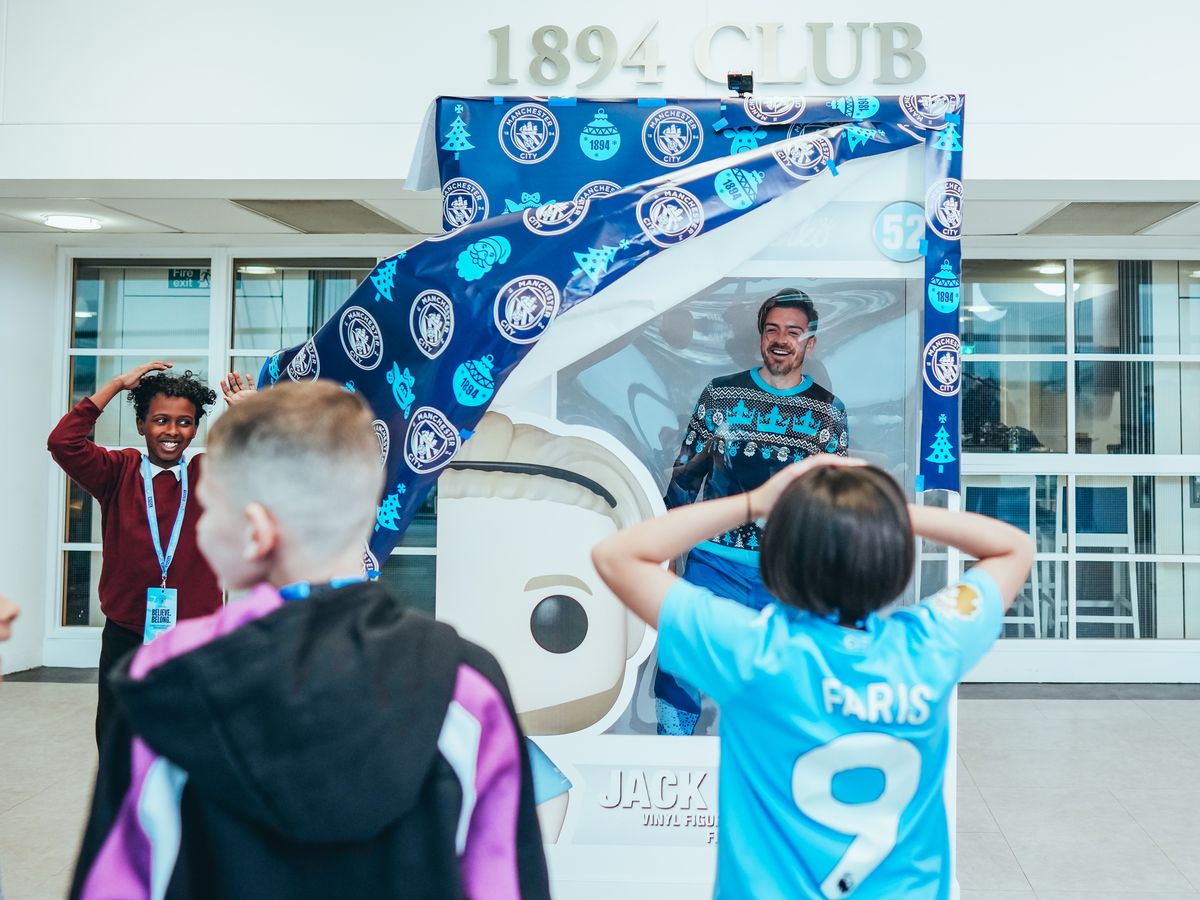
xmin=141 ymin=455 xmax=188 ymax=644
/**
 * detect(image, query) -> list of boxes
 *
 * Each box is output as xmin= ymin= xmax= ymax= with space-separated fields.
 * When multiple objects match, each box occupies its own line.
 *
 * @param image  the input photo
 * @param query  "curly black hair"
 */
xmin=128 ymin=370 xmax=217 ymax=421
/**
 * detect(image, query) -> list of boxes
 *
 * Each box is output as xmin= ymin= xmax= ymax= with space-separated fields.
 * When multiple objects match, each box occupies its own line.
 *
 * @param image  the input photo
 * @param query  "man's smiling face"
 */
xmin=759 ymin=307 xmax=815 ymax=378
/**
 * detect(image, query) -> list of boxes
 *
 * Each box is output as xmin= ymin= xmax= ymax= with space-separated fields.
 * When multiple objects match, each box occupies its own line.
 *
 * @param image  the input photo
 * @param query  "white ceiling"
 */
xmin=0 ymin=183 xmax=1197 ymax=237
xmin=0 ymin=187 xmax=441 ymax=235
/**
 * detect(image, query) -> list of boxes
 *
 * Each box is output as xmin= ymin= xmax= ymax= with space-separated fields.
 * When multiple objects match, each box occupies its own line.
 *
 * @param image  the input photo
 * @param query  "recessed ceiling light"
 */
xmin=73 ymin=310 xmax=97 ymax=318
xmin=1036 ymin=263 xmax=1065 ymax=275
xmin=43 ymin=214 xmax=101 ymax=231
xmin=237 ymin=265 xmax=277 ymax=275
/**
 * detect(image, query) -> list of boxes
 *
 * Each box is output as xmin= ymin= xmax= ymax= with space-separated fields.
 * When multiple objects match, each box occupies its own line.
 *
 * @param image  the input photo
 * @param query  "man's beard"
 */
xmin=762 ymin=344 xmax=803 ymax=376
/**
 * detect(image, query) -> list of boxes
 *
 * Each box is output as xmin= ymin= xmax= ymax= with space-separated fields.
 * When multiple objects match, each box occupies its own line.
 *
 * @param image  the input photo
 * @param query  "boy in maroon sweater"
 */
xmin=48 ymin=361 xmax=225 ymax=747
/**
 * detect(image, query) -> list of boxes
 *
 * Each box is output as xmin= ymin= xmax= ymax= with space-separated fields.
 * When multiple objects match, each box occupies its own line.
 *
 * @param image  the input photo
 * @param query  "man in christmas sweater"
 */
xmin=657 ymin=289 xmax=848 ymax=735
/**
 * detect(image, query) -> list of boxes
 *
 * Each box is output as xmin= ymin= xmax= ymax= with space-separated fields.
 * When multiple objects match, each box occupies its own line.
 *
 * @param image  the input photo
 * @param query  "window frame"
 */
xmin=45 ymin=242 xmax=425 ymax=661
xmin=959 ymin=241 xmax=1200 ymax=675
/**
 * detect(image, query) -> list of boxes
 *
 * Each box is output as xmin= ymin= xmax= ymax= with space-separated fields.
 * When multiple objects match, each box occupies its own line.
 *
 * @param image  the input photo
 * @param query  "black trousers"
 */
xmin=96 ymin=619 xmax=142 ymax=749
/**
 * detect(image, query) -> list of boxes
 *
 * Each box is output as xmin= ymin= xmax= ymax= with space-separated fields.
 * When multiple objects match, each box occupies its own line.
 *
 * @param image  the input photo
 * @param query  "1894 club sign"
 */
xmin=487 ymin=21 xmax=927 ymax=89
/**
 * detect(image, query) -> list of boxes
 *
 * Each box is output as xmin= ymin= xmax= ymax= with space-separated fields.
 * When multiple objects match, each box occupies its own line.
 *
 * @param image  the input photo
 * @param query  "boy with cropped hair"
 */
xmin=48 ymin=361 xmax=224 ymax=746
xmin=593 ymin=456 xmax=1033 ymax=898
xmin=70 ymin=382 xmax=550 ymax=900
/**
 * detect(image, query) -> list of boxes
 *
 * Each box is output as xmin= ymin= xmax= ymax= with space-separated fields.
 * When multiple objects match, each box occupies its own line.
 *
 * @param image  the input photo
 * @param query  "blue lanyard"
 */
xmin=140 ymin=454 xmax=189 ymax=589
xmin=279 ymin=576 xmax=368 ymax=602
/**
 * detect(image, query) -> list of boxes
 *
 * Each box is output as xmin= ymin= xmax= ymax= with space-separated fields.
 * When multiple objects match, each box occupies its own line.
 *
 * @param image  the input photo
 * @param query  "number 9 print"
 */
xmin=791 ymin=733 xmax=922 ymax=897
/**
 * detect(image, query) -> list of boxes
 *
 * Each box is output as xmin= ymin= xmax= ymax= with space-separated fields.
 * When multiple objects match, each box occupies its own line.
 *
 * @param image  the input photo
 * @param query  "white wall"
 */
xmin=0 ymin=236 xmax=59 ymax=674
xmin=1 ymin=0 xmax=1200 ymax=188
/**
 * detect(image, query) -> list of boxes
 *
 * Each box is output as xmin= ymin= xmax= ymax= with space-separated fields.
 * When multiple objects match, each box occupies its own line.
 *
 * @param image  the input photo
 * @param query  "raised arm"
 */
xmin=49 ymin=361 xmax=173 ymax=498
xmin=593 ymin=455 xmax=863 ymax=628
xmin=908 ymin=504 xmax=1035 ymax=611
xmin=88 ymin=360 xmax=172 ymax=411
xmin=220 ymin=370 xmax=259 ymax=406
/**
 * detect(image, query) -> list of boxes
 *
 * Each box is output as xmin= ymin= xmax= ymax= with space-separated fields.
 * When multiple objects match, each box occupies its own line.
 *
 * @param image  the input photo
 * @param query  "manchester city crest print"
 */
xmin=641 ymin=105 xmax=703 ymax=167
xmin=637 ymin=186 xmax=705 ymax=247
xmin=404 ymin=406 xmax=460 ymax=474
xmin=409 ymin=290 xmax=455 ymax=360
xmin=498 ymin=103 xmax=560 ymax=164
xmin=773 ymin=132 xmax=835 ymax=180
xmin=494 ymin=275 xmax=560 ymax=344
xmin=573 ymin=179 xmax=620 ymax=205
xmin=339 ymin=307 xmax=383 ymax=371
xmin=285 ymin=339 xmax=320 ymax=381
xmin=361 ymin=545 xmax=380 ymax=577
xmin=522 ymin=199 xmax=588 ymax=236
xmin=372 ymin=419 xmax=390 ymax=467
xmin=925 ymin=178 xmax=964 ymax=241
xmin=922 ymin=333 xmax=962 ymax=397
xmin=442 ymin=177 xmax=489 ymax=230
xmin=744 ymin=97 xmax=806 ymax=125
xmin=900 ymin=93 xmax=964 ymax=130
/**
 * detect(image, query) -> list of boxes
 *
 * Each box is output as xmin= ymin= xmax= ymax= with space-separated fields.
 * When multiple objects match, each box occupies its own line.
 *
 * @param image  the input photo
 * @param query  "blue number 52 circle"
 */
xmin=873 ymin=201 xmax=925 ymax=263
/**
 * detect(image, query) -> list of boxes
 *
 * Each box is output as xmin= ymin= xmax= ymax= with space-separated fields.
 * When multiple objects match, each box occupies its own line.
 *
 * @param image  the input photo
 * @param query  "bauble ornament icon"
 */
xmin=453 ymin=355 xmax=496 ymax=406
xmin=580 ymin=109 xmax=621 ymax=161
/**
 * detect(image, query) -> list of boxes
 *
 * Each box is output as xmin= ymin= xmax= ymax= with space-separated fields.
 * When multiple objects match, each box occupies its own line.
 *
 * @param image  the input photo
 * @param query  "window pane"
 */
xmin=62 ymin=550 xmax=103 ymax=627
xmin=231 ymin=259 xmax=375 ymax=352
xmin=1076 ymin=561 xmax=1200 ymax=640
xmin=1072 ymin=476 xmax=1199 ymax=556
xmin=65 ymin=479 xmax=102 ymax=544
xmin=1001 ymin=561 xmax=1067 ymax=640
xmin=1076 ymin=260 xmax=1193 ymax=354
xmin=68 ymin=355 xmax=211 ymax=447
xmin=1075 ymin=361 xmax=1197 ymax=454
xmin=1075 ymin=560 xmax=1142 ymax=639
xmin=960 ymin=259 xmax=1066 ymax=354
xmin=964 ymin=475 xmax=1063 ymax=552
xmin=377 ymin=554 xmax=436 ymax=616
xmin=230 ymin=355 xmax=269 ymax=387
xmin=1177 ymin=264 xmax=1200 ymax=352
xmin=73 ymin=260 xmax=211 ymax=349
xmin=962 ymin=361 xmax=1067 ymax=453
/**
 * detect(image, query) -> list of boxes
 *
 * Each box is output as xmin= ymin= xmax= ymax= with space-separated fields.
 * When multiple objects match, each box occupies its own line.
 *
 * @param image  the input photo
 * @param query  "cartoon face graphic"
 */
xmin=437 ymin=497 xmax=636 ymax=734
xmin=434 ymin=412 xmax=655 ymax=737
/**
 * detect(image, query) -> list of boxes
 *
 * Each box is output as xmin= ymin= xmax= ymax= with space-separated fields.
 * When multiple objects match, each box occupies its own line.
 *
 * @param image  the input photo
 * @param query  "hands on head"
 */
xmin=220 ymin=371 xmax=258 ymax=407
xmin=747 ymin=454 xmax=868 ymax=520
xmin=116 ymin=360 xmax=172 ymax=391
xmin=592 ymin=453 xmax=870 ymax=629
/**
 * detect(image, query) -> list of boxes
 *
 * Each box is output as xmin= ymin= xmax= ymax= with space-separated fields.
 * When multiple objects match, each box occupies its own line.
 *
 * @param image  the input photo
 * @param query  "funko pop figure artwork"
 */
xmin=437 ymin=411 xmax=658 ymax=841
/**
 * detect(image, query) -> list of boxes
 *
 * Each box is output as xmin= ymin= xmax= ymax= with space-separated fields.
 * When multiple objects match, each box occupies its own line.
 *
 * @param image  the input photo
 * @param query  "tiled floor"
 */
xmin=1 ymin=684 xmax=1198 ymax=899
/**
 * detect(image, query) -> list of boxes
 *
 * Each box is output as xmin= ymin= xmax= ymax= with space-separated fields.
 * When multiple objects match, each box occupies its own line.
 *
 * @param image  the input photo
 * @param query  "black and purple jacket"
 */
xmin=69 ymin=581 xmax=550 ymax=900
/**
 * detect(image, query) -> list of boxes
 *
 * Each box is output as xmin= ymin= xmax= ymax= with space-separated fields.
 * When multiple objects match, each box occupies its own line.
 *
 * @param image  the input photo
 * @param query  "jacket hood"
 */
xmin=111 ymin=582 xmax=462 ymax=843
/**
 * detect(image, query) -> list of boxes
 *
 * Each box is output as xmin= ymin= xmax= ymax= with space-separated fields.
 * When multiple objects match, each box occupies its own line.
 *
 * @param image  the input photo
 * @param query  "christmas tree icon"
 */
xmin=926 ymin=414 xmax=956 ymax=474
xmin=747 ymin=532 xmax=759 ymax=550
xmin=572 ymin=244 xmax=619 ymax=285
xmin=371 ymin=257 xmax=398 ymax=302
xmin=932 ymin=114 xmax=963 ymax=152
xmin=441 ymin=105 xmax=475 ymax=160
xmin=845 ymin=124 xmax=878 ymax=152
xmin=375 ymin=482 xmax=408 ymax=532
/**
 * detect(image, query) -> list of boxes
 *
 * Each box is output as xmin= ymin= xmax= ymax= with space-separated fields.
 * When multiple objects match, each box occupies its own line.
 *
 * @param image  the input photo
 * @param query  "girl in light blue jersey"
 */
xmin=593 ymin=456 xmax=1033 ymax=899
